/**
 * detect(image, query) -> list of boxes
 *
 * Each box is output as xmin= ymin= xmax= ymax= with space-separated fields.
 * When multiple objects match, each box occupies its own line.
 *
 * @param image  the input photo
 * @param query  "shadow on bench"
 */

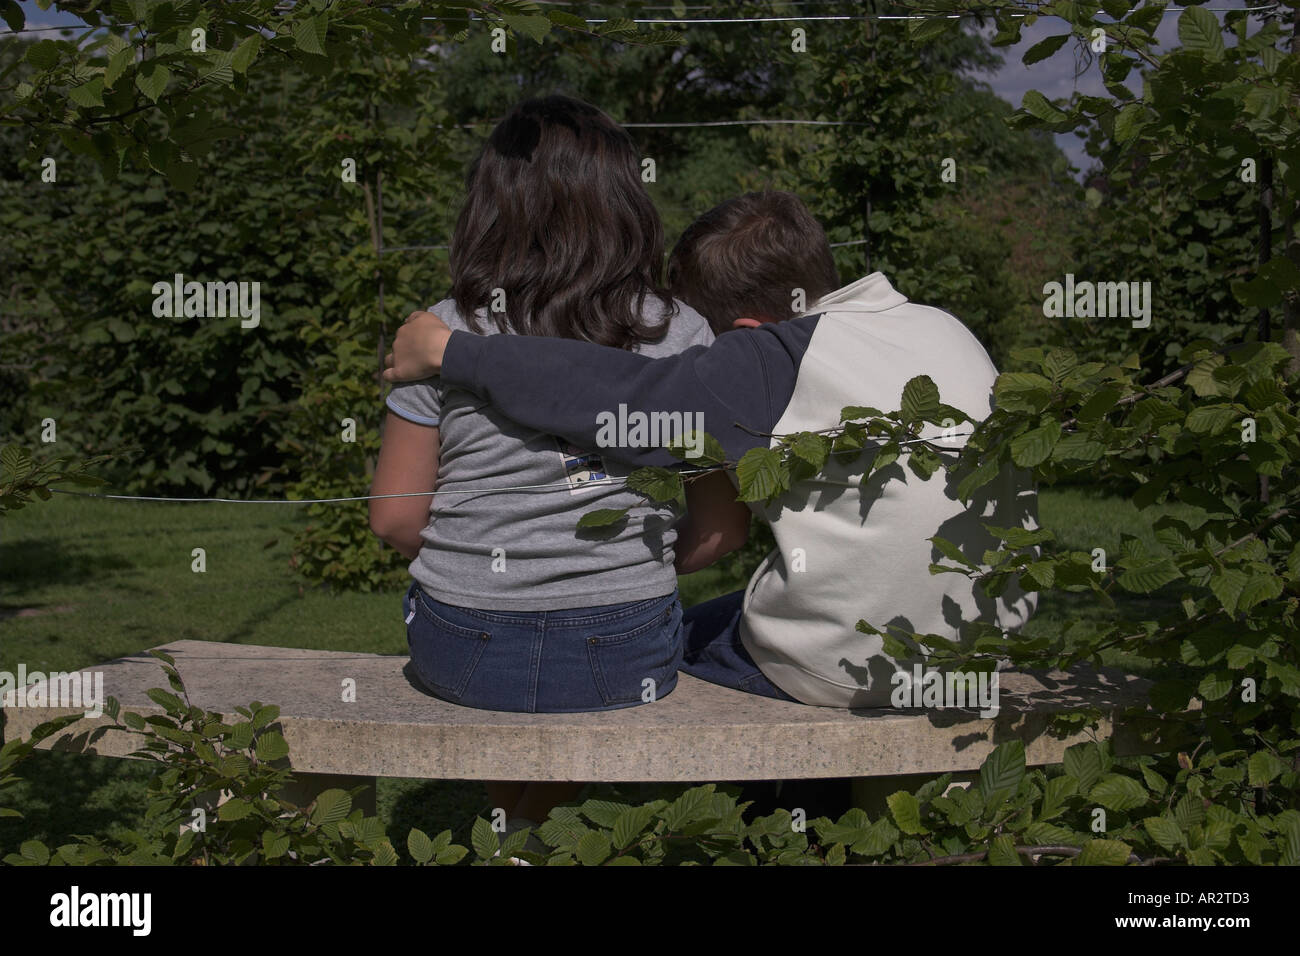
xmin=3 ymin=640 xmax=1186 ymax=816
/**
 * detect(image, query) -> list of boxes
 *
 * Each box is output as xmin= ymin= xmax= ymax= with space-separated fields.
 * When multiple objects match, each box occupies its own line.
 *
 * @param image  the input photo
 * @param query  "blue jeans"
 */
xmin=403 ymin=582 xmax=683 ymax=713
xmin=681 ymin=589 xmax=799 ymax=702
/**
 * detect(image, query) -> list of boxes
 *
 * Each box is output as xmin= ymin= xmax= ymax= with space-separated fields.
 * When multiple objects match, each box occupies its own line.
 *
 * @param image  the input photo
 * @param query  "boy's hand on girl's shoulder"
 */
xmin=383 ymin=310 xmax=453 ymax=383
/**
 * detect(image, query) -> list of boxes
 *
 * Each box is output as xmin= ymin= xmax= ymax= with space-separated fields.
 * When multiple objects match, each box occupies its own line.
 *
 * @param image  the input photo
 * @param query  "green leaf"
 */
xmin=886 ymin=791 xmax=926 ymax=835
xmin=1142 ymin=815 xmax=1185 ymax=851
xmin=1113 ymin=102 xmax=1148 ymax=144
xmin=868 ymin=443 xmax=900 ymax=476
xmin=498 ymin=827 xmax=530 ymax=859
xmin=660 ymin=786 xmax=714 ymax=830
xmin=955 ymin=456 xmax=1001 ymax=502
xmin=900 ymin=375 xmax=941 ymax=424
xmin=576 ymin=507 xmax=629 ymax=528
xmin=907 ymin=14 xmax=955 ymax=42
xmin=293 ymin=14 xmax=328 ymax=55
xmin=580 ymin=799 xmax=631 ymax=828
xmin=850 ymin=818 xmax=899 ymax=857
xmin=0 ymin=1 xmax=24 ymax=32
xmin=226 ymin=721 xmax=254 ymax=750
xmin=1184 ymin=405 xmax=1238 ymax=435
xmin=145 ymin=688 xmax=183 ymax=712
xmin=987 ymin=834 xmax=1023 ymax=866
xmin=1209 ymin=568 xmax=1248 ymax=614
xmin=625 ymin=466 xmax=684 ymax=505
xmin=1020 ymin=89 xmax=1069 ymax=124
xmin=575 ymin=830 xmax=611 ymax=865
xmin=611 ymin=805 xmax=656 ymax=849
xmin=1077 ymin=385 xmax=1123 ymax=420
xmin=1148 ymin=679 xmax=1195 ymax=711
xmin=198 ymin=48 xmax=235 ymax=87
xmin=1040 ymin=775 xmax=1077 ymax=820
xmin=994 ymin=371 xmax=1052 ymax=413
xmin=1010 ymin=422 xmax=1061 ymax=467
xmin=69 ymin=77 xmax=105 ymax=108
xmin=231 ymin=34 xmax=262 ymax=73
xmin=262 ymin=831 xmax=290 ymax=859
xmin=470 ymin=816 xmax=499 ymax=859
xmin=736 ymin=447 xmax=785 ymax=502
xmin=594 ymin=16 xmax=637 ymax=37
xmin=547 ymin=10 xmax=590 ymax=31
xmin=218 ymin=798 xmax=253 ymax=821
xmin=1088 ymin=773 xmax=1148 ymax=812
xmin=1022 ymin=33 xmax=1070 ymax=65
xmin=1077 ymin=839 xmax=1131 ymax=866
xmin=310 ymin=789 xmax=351 ymax=826
xmin=1063 ymin=743 xmax=1103 ymax=792
xmin=1247 ymin=751 xmax=1286 ymax=787
xmin=26 ymin=40 xmax=62 ymax=70
xmin=979 ymin=741 xmax=1026 ymax=798
xmin=134 ymin=61 xmax=171 ymax=102
xmin=667 ymin=429 xmax=726 ymax=466
xmin=1177 ymin=5 xmax=1224 ymax=61
xmin=1185 ymin=355 xmax=1225 ymax=397
xmin=1117 ymin=557 xmax=1181 ymax=594
xmin=1052 ymin=432 xmax=1105 ymax=463
xmin=254 ymin=730 xmax=289 ymax=762
xmin=1244 ymin=84 xmax=1284 ymax=119
xmin=502 ymin=13 xmax=552 ymax=42
xmin=840 ymin=406 xmax=883 ymax=421
xmin=929 ymin=534 xmax=977 ymax=569
xmin=1023 ymin=821 xmax=1082 ymax=846
xmin=1237 ymin=572 xmax=1282 ymax=612
xmin=789 ymin=432 xmax=831 ymax=472
xmin=1043 ymin=348 xmax=1078 ymax=384
xmin=435 ymin=845 xmax=468 ymax=865
xmin=1196 ymin=671 xmax=1232 ymax=702
xmin=20 ymin=840 xmax=50 ymax=865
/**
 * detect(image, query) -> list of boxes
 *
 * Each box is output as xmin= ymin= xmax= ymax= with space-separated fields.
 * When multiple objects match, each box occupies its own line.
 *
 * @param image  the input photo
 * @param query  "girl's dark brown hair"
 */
xmin=667 ymin=191 xmax=839 ymax=336
xmin=449 ymin=95 xmax=675 ymax=349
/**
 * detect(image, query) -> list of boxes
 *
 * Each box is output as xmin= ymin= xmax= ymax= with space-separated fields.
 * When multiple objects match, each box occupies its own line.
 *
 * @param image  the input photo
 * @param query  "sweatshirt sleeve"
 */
xmin=440 ymin=315 xmax=821 ymax=467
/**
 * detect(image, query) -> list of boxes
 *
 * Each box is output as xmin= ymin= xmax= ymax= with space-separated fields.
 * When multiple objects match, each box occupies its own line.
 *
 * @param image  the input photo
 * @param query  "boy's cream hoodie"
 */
xmin=438 ymin=272 xmax=1040 ymax=707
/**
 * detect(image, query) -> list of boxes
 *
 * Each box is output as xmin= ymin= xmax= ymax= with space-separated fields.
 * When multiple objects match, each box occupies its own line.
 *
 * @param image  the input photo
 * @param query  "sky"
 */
xmin=6 ymin=0 xmax=1276 ymax=181
xmin=961 ymin=2 xmax=1265 ymax=179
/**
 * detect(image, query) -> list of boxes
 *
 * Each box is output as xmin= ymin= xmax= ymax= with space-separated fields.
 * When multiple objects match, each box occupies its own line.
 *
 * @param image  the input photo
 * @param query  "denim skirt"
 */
xmin=402 ymin=581 xmax=683 ymax=713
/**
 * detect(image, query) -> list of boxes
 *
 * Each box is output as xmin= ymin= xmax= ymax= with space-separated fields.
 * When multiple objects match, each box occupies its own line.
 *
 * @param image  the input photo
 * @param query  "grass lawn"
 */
xmin=0 ymin=485 xmax=1187 ymax=853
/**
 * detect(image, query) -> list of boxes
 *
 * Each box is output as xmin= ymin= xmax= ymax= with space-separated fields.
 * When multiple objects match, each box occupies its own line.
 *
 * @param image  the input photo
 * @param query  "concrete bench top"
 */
xmin=4 ymin=640 xmax=1161 ymax=782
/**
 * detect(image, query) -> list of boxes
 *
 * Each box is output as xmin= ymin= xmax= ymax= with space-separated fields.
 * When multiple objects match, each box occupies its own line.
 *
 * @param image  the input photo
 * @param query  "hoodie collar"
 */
xmin=810 ymin=272 xmax=908 ymax=313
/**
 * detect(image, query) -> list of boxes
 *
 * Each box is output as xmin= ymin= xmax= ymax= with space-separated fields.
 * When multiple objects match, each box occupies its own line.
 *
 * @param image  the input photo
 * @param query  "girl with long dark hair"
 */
xmin=369 ymin=95 xmax=732 ymax=827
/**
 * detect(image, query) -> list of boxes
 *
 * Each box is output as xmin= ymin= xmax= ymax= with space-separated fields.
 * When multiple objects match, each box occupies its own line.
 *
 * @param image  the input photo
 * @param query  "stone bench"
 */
xmin=3 ymin=640 xmax=1178 ymax=815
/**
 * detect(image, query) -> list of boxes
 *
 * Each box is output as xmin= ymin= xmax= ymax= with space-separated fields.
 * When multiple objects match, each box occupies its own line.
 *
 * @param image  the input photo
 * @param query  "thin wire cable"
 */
xmin=44 ymin=433 xmax=974 ymax=505
xmin=3 ymin=3 xmax=1279 ymax=36
xmin=623 ymin=118 xmax=869 ymax=127
xmin=47 ymin=472 xmax=708 ymax=504
xmin=440 ymin=118 xmax=869 ymax=128
xmin=418 ymin=5 xmax=1281 ymax=25
xmin=374 ymin=236 xmax=873 ymax=254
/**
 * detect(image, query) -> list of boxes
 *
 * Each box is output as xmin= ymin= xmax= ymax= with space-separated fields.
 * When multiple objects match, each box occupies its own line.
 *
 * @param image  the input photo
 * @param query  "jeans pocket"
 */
xmin=408 ymin=592 xmax=492 ymax=701
xmin=586 ymin=600 xmax=681 ymax=706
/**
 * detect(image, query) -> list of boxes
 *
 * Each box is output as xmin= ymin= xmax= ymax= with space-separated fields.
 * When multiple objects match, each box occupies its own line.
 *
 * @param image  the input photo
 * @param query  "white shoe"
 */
xmin=492 ymin=816 xmax=543 ymax=864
